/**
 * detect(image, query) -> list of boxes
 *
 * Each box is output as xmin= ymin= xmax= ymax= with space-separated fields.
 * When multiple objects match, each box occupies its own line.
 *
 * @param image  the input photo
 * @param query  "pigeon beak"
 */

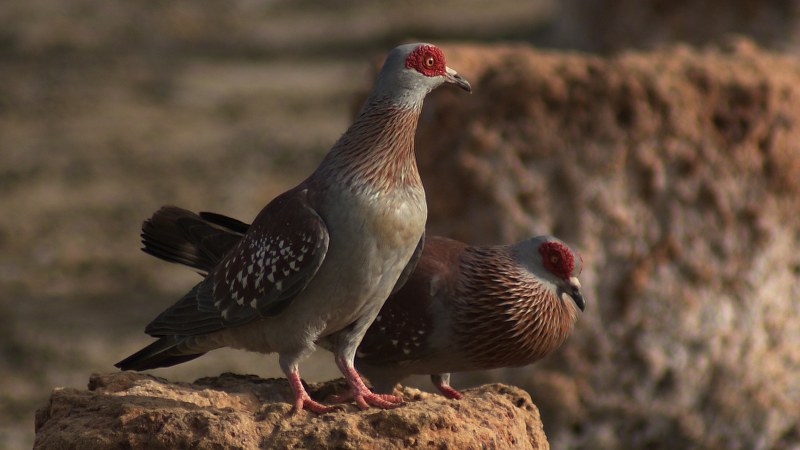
xmin=445 ymin=66 xmax=472 ymax=92
xmin=571 ymin=291 xmax=586 ymax=312
xmin=568 ymin=276 xmax=585 ymax=311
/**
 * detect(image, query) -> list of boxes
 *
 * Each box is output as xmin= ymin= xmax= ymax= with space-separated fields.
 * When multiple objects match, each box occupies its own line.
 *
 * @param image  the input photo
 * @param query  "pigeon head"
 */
xmin=370 ymin=43 xmax=471 ymax=107
xmin=515 ymin=236 xmax=586 ymax=312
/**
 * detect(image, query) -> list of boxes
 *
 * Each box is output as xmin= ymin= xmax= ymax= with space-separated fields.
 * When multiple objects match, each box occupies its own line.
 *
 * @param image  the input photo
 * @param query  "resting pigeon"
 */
xmin=115 ymin=43 xmax=472 ymax=414
xmin=353 ymin=235 xmax=584 ymax=399
xmin=134 ymin=207 xmax=585 ymax=400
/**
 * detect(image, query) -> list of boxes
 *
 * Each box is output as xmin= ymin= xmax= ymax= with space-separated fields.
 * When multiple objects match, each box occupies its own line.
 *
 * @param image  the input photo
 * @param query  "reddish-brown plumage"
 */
xmin=355 ymin=235 xmax=585 ymax=397
xmin=453 ymin=244 xmax=579 ymax=368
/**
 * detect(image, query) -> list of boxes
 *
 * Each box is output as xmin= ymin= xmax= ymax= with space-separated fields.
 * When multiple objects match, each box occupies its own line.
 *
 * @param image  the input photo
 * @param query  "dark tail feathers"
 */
xmin=141 ymin=206 xmax=249 ymax=275
xmin=115 ymin=336 xmax=205 ymax=371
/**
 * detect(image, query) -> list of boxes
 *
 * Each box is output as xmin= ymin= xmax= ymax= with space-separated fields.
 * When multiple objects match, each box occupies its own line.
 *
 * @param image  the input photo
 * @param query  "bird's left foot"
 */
xmin=431 ymin=373 xmax=464 ymax=400
xmin=351 ymin=388 xmax=404 ymax=410
xmin=338 ymin=363 xmax=404 ymax=410
xmin=287 ymin=369 xmax=340 ymax=415
xmin=292 ymin=394 xmax=339 ymax=415
xmin=436 ymin=384 xmax=464 ymax=400
xmin=326 ymin=388 xmax=404 ymax=406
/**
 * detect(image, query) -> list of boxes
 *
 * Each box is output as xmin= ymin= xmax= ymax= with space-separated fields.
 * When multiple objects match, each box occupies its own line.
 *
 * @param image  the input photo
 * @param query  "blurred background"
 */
xmin=2 ymin=0 xmax=799 ymax=448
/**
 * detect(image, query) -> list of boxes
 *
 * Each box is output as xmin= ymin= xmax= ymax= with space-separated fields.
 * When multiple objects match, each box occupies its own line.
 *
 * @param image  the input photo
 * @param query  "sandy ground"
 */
xmin=0 ymin=1 xmax=555 ymax=447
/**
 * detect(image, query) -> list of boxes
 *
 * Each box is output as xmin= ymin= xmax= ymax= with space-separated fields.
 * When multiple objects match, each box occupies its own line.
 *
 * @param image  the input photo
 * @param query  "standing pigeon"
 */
xmin=116 ymin=43 xmax=472 ymax=414
xmin=135 ymin=207 xmax=585 ymax=400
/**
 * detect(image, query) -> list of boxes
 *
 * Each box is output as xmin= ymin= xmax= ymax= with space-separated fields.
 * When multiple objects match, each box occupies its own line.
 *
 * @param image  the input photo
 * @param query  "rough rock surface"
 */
xmin=34 ymin=372 xmax=548 ymax=450
xmin=412 ymin=41 xmax=800 ymax=450
xmin=554 ymin=0 xmax=800 ymax=52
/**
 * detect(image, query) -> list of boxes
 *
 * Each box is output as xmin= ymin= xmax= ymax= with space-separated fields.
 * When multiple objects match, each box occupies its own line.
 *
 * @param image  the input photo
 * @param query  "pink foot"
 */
xmin=340 ymin=365 xmax=403 ymax=410
xmin=288 ymin=371 xmax=337 ymax=415
xmin=352 ymin=388 xmax=404 ymax=410
xmin=293 ymin=393 xmax=338 ymax=415
xmin=435 ymin=384 xmax=464 ymax=400
xmin=327 ymin=388 xmax=404 ymax=405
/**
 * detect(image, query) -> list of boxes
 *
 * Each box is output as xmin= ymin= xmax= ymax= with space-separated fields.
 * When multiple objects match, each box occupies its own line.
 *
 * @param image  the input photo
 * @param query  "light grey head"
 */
xmin=369 ymin=43 xmax=471 ymax=108
xmin=513 ymin=236 xmax=585 ymax=311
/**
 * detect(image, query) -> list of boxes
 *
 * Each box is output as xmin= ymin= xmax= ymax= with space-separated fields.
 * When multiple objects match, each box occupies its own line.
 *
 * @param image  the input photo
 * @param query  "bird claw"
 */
xmin=291 ymin=394 xmax=339 ymax=415
xmin=337 ymin=362 xmax=404 ymax=410
xmin=287 ymin=370 xmax=339 ymax=415
xmin=352 ymin=390 xmax=404 ymax=410
xmin=326 ymin=389 xmax=404 ymax=406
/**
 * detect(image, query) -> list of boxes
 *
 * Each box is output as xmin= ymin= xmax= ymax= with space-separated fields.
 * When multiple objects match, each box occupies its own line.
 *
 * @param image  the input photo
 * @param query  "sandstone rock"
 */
xmin=553 ymin=0 xmax=800 ymax=52
xmin=34 ymin=372 xmax=548 ymax=450
xmin=412 ymin=42 xmax=800 ymax=449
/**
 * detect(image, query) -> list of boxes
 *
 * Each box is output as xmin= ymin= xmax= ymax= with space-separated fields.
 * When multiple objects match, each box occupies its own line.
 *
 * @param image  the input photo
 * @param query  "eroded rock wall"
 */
xmin=414 ymin=41 xmax=800 ymax=449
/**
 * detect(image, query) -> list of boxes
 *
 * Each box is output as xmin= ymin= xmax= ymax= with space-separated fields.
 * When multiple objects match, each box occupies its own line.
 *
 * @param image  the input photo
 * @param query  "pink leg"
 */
xmin=287 ymin=370 xmax=337 ymax=415
xmin=435 ymin=384 xmax=464 ymax=400
xmin=326 ymin=385 xmax=404 ymax=404
xmin=336 ymin=359 xmax=403 ymax=410
xmin=432 ymin=373 xmax=463 ymax=400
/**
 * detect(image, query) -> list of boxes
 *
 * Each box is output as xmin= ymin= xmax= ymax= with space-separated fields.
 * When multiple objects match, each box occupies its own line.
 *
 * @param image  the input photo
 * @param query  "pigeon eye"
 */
xmin=424 ymin=56 xmax=436 ymax=68
xmin=550 ymin=255 xmax=560 ymax=265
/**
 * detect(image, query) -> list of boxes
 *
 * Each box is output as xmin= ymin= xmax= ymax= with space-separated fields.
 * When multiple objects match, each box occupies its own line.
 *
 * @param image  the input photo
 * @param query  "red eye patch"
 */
xmin=405 ymin=45 xmax=446 ymax=77
xmin=539 ymin=241 xmax=575 ymax=281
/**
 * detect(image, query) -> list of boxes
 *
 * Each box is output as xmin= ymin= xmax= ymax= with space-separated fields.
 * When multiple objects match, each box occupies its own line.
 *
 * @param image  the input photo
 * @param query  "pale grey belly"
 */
xmin=220 ymin=189 xmax=426 ymax=355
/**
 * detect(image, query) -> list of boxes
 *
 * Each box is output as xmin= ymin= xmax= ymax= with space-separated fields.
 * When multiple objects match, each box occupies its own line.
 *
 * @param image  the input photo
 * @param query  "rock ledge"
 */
xmin=34 ymin=372 xmax=548 ymax=449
